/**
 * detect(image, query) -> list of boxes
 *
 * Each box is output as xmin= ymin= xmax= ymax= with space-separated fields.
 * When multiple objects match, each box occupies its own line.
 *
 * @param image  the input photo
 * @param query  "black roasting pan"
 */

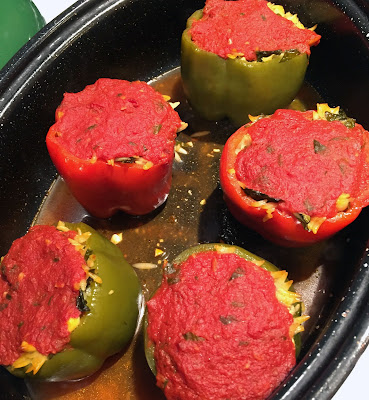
xmin=1 ymin=0 xmax=369 ymax=398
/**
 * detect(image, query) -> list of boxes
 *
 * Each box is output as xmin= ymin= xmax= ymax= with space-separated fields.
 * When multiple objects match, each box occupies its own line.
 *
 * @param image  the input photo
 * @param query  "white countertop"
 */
xmin=33 ymin=0 xmax=75 ymax=23
xmin=31 ymin=1 xmax=369 ymax=399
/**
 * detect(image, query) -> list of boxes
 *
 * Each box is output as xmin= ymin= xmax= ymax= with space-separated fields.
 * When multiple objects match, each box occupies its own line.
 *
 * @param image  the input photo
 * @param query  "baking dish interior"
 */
xmin=0 ymin=0 xmax=369 ymax=398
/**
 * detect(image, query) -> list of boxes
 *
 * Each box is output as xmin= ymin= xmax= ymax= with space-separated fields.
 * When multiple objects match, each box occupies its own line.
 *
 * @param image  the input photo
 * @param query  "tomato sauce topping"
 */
xmin=147 ymin=251 xmax=295 ymax=400
xmin=189 ymin=0 xmax=320 ymax=60
xmin=0 ymin=225 xmax=86 ymax=365
xmin=48 ymin=79 xmax=182 ymax=164
xmin=235 ymin=109 xmax=369 ymax=218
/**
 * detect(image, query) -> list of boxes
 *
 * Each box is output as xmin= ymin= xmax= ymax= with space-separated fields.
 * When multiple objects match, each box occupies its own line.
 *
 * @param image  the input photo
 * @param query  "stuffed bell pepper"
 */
xmin=0 ymin=222 xmax=141 ymax=381
xmin=220 ymin=104 xmax=369 ymax=247
xmin=145 ymin=243 xmax=308 ymax=400
xmin=46 ymin=78 xmax=185 ymax=218
xmin=181 ymin=0 xmax=320 ymax=126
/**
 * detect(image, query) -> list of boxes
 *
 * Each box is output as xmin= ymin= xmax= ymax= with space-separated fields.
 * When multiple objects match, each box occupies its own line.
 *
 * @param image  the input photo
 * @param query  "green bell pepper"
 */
xmin=8 ymin=222 xmax=142 ymax=381
xmin=0 ymin=0 xmax=45 ymax=70
xmin=181 ymin=10 xmax=310 ymax=126
xmin=145 ymin=243 xmax=306 ymax=376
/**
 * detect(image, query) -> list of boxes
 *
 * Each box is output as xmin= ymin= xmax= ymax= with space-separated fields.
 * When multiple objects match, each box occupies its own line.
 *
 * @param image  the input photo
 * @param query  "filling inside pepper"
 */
xmin=234 ymin=105 xmax=369 ymax=231
xmin=0 ymin=223 xmax=100 ymax=374
xmin=189 ymin=0 xmax=320 ymax=60
xmin=147 ymin=248 xmax=308 ymax=400
xmin=48 ymin=79 xmax=183 ymax=165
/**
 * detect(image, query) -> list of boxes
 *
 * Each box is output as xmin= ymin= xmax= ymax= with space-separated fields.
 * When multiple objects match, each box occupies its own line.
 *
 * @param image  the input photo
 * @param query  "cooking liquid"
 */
xmin=28 ymin=68 xmax=340 ymax=399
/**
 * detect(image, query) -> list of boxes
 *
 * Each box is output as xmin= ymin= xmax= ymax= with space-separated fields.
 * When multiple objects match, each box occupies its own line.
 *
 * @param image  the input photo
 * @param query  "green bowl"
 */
xmin=0 ymin=0 xmax=45 ymax=70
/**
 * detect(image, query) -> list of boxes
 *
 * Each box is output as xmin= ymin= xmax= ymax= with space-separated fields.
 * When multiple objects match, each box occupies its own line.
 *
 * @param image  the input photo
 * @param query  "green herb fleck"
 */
xmin=153 ymin=124 xmax=162 ymax=135
xmin=329 ymin=136 xmax=349 ymax=142
xmin=156 ymin=101 xmax=165 ymax=110
xmin=339 ymin=161 xmax=347 ymax=175
xmin=314 ymin=140 xmax=327 ymax=154
xmin=220 ymin=315 xmax=237 ymax=325
xmin=87 ymin=124 xmax=97 ymax=131
xmin=230 ymin=267 xmax=245 ymax=280
xmin=239 ymin=340 xmax=249 ymax=346
xmin=53 ymin=257 xmax=60 ymax=262
xmin=183 ymin=332 xmax=204 ymax=341
xmin=277 ymin=154 xmax=283 ymax=166
xmin=261 ymin=14 xmax=266 ymax=21
xmin=231 ymin=301 xmax=245 ymax=308
xmin=266 ymin=145 xmax=275 ymax=154
xmin=5 ymin=293 xmax=11 ymax=301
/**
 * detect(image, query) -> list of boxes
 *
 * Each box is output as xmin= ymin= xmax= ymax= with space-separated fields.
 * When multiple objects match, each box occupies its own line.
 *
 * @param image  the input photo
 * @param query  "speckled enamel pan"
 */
xmin=1 ymin=0 xmax=369 ymax=398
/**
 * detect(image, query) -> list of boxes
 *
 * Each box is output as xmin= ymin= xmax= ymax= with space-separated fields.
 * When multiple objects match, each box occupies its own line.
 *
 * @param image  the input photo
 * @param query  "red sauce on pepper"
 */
xmin=235 ymin=109 xmax=369 ymax=218
xmin=0 ymin=225 xmax=86 ymax=365
xmin=48 ymin=79 xmax=182 ymax=164
xmin=147 ymin=251 xmax=295 ymax=400
xmin=189 ymin=0 xmax=320 ymax=60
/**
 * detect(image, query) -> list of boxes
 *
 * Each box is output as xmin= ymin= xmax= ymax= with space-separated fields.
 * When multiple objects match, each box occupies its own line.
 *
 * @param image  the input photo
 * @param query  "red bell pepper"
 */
xmin=45 ymin=145 xmax=174 ymax=218
xmin=219 ymin=105 xmax=369 ymax=247
xmin=46 ymin=79 xmax=183 ymax=219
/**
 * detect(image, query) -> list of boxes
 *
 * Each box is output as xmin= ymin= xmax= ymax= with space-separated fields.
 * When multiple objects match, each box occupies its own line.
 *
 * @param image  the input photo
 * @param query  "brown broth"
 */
xmin=27 ymin=67 xmax=329 ymax=399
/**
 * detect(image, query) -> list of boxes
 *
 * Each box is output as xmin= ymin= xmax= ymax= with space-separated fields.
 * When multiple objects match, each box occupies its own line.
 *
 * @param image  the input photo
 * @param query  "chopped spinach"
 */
xmin=84 ymin=248 xmax=93 ymax=262
xmin=242 ymin=187 xmax=282 ymax=203
xmin=294 ymin=213 xmax=311 ymax=230
xmin=325 ymin=109 xmax=356 ymax=129
xmin=76 ymin=289 xmax=90 ymax=313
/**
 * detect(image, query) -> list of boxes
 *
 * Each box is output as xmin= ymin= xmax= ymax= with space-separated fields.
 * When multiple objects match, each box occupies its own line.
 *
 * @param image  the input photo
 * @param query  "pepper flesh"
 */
xmin=7 ymin=222 xmax=141 ymax=381
xmin=181 ymin=4 xmax=318 ymax=126
xmin=219 ymin=108 xmax=369 ymax=247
